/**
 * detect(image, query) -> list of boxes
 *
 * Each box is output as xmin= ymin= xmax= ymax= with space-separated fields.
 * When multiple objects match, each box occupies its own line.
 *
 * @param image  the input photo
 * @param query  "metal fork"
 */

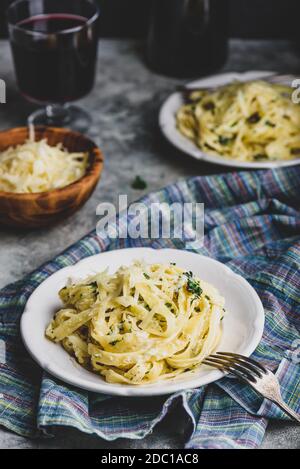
xmin=179 ymin=73 xmax=296 ymax=95
xmin=203 ymin=352 xmax=300 ymax=423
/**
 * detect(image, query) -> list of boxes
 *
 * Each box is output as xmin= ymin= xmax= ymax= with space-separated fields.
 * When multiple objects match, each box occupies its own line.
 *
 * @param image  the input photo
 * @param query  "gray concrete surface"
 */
xmin=0 ymin=39 xmax=299 ymax=449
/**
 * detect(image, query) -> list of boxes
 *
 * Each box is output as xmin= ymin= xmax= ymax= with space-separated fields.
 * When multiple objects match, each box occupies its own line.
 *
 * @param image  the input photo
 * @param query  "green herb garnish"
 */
xmin=265 ymin=120 xmax=275 ymax=128
xmin=143 ymin=273 xmax=150 ymax=279
xmin=247 ymin=112 xmax=261 ymax=124
xmin=109 ymin=339 xmax=121 ymax=346
xmin=203 ymin=101 xmax=215 ymax=111
xmin=131 ymin=175 xmax=147 ymax=190
xmin=184 ymin=271 xmax=203 ymax=302
xmin=218 ymin=136 xmax=233 ymax=146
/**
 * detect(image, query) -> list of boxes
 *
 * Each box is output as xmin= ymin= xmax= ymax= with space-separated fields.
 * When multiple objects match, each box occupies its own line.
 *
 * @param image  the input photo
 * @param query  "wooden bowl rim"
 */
xmin=0 ymin=126 xmax=104 ymax=200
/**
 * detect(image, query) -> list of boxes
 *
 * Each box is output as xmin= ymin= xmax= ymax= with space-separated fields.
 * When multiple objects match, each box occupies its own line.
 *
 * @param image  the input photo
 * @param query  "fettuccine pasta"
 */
xmin=176 ymin=80 xmax=300 ymax=162
xmin=46 ymin=261 xmax=225 ymax=385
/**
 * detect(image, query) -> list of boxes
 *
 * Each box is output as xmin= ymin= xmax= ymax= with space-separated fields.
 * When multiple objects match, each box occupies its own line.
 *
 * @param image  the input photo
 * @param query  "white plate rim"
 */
xmin=21 ymin=247 xmax=265 ymax=396
xmin=159 ymin=70 xmax=300 ymax=169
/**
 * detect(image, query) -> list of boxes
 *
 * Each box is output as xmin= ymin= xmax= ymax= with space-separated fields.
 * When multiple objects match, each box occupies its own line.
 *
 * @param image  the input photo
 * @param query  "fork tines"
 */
xmin=203 ymin=352 xmax=267 ymax=383
xmin=203 ymin=352 xmax=300 ymax=423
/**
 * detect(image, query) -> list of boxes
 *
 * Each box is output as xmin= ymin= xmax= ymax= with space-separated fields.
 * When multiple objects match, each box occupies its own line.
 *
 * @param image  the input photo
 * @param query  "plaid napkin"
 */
xmin=0 ymin=167 xmax=299 ymax=449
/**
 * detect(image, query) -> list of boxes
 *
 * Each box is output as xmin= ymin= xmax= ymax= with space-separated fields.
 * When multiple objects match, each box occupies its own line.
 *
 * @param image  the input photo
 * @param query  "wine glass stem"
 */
xmin=27 ymin=104 xmax=92 ymax=132
xmin=45 ymin=104 xmax=70 ymax=124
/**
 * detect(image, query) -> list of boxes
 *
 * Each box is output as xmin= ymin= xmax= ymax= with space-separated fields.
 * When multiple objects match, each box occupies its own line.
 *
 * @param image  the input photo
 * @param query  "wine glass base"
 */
xmin=28 ymin=104 xmax=92 ymax=133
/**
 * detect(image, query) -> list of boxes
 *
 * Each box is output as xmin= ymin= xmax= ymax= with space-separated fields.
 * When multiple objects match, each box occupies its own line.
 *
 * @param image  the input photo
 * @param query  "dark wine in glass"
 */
xmin=7 ymin=0 xmax=100 ymax=131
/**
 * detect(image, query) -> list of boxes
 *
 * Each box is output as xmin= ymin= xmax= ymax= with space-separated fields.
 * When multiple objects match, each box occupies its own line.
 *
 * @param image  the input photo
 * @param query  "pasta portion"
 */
xmin=176 ymin=80 xmax=300 ymax=162
xmin=46 ymin=261 xmax=225 ymax=385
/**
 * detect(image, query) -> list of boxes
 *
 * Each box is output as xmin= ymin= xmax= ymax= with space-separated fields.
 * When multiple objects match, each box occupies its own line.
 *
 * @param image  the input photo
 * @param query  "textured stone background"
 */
xmin=0 ymin=38 xmax=299 ymax=449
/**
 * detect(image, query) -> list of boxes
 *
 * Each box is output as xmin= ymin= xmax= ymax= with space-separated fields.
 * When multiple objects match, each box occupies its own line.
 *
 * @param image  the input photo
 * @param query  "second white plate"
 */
xmin=159 ymin=70 xmax=300 ymax=169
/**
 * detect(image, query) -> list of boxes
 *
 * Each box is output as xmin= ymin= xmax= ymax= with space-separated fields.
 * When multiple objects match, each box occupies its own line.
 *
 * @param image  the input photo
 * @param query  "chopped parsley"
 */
xmin=131 ymin=175 xmax=147 ymax=190
xmin=203 ymin=101 xmax=215 ymax=111
xmin=109 ymin=339 xmax=121 ymax=346
xmin=218 ymin=135 xmax=233 ymax=146
xmin=184 ymin=271 xmax=203 ymax=303
xmin=247 ymin=112 xmax=261 ymax=124
xmin=143 ymin=273 xmax=150 ymax=279
xmin=165 ymin=302 xmax=175 ymax=314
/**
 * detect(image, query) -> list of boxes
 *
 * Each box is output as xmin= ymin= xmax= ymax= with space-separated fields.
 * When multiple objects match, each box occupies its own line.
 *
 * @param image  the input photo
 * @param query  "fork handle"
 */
xmin=272 ymin=399 xmax=300 ymax=423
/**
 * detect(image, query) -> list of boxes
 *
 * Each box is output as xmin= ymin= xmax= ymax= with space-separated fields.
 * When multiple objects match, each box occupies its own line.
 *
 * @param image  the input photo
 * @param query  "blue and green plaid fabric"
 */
xmin=0 ymin=167 xmax=299 ymax=448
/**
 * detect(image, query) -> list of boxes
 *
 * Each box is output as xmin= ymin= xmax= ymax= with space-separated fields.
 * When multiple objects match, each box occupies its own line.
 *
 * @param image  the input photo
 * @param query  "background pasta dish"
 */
xmin=176 ymin=80 xmax=300 ymax=163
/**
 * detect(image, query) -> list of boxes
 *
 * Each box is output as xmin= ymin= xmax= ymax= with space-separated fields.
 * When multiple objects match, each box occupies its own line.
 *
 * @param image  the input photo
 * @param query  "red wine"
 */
xmin=10 ymin=13 xmax=98 ymax=103
xmin=18 ymin=13 xmax=88 ymax=33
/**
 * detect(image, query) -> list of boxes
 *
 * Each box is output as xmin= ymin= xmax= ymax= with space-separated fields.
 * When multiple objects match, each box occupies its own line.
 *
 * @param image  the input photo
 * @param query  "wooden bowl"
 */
xmin=0 ymin=127 xmax=104 ymax=229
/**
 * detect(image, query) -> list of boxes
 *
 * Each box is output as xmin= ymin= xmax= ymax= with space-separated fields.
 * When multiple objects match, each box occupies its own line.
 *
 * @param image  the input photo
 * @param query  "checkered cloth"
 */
xmin=0 ymin=167 xmax=299 ymax=448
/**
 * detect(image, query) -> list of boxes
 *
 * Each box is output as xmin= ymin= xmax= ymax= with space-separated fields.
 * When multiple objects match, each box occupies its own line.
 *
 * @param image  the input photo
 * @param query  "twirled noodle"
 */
xmin=45 ymin=261 xmax=226 ymax=385
xmin=176 ymin=80 xmax=300 ymax=162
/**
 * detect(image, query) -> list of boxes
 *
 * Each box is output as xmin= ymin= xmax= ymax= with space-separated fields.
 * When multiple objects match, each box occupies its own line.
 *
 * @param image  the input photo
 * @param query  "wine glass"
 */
xmin=7 ymin=0 xmax=100 ymax=132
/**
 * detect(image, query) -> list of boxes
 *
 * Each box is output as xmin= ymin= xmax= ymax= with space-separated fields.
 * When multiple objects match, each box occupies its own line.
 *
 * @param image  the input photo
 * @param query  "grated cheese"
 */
xmin=0 ymin=137 xmax=88 ymax=193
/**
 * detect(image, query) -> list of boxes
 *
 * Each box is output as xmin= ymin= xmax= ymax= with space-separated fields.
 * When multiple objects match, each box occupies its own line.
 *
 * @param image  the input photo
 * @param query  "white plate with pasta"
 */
xmin=159 ymin=71 xmax=300 ymax=168
xmin=21 ymin=248 xmax=264 ymax=396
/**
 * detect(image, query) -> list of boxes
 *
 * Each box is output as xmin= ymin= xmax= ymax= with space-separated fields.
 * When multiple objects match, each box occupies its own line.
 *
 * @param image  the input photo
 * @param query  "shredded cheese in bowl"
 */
xmin=0 ymin=138 xmax=88 ymax=194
